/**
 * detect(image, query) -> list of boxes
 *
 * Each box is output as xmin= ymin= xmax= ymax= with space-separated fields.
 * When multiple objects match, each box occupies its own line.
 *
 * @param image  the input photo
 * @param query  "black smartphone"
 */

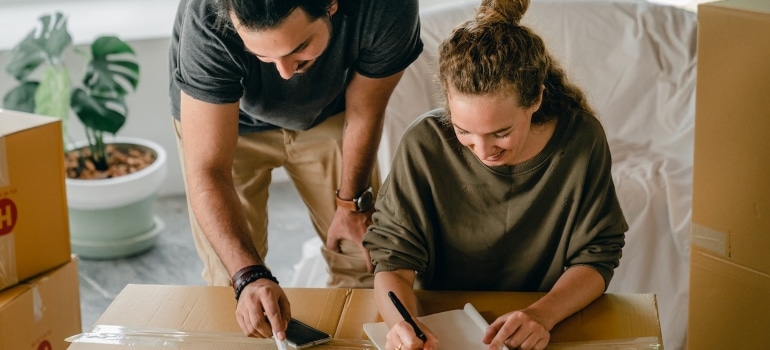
xmin=285 ymin=318 xmax=332 ymax=349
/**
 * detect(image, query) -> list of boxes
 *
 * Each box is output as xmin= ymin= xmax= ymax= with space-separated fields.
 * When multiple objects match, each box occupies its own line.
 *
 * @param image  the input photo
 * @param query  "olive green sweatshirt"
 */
xmin=363 ymin=109 xmax=627 ymax=291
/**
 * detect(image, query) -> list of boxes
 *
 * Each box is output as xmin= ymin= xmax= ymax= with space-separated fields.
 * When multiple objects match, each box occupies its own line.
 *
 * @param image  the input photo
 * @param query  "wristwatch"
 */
xmin=335 ymin=187 xmax=374 ymax=213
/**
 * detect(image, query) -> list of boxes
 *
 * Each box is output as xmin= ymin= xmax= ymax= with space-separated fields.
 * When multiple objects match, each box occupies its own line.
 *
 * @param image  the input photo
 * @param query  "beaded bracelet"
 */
xmin=232 ymin=265 xmax=279 ymax=300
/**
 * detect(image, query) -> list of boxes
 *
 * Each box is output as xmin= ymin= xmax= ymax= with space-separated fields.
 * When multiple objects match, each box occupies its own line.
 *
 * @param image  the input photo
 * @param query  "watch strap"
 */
xmin=335 ymin=187 xmax=373 ymax=212
xmin=335 ymin=190 xmax=359 ymax=211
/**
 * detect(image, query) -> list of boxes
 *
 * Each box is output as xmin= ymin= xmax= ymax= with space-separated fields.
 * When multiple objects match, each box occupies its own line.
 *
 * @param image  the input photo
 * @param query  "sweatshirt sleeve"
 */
xmin=363 ymin=117 xmax=438 ymax=275
xmin=564 ymin=116 xmax=628 ymax=289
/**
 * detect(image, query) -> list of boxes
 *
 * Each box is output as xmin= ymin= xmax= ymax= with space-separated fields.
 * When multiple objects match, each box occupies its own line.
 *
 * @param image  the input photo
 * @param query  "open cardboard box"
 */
xmin=67 ymin=285 xmax=661 ymax=349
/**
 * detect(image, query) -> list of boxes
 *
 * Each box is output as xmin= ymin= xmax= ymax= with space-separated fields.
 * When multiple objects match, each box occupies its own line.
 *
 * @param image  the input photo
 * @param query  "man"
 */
xmin=168 ymin=0 xmax=422 ymax=342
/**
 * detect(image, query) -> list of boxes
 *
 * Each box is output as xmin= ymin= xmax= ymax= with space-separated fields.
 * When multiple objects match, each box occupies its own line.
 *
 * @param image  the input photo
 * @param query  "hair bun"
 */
xmin=477 ymin=0 xmax=529 ymax=25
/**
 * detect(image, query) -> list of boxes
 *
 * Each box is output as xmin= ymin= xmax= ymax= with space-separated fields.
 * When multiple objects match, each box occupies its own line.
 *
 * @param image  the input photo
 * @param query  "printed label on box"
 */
xmin=0 ymin=198 xmax=18 ymax=236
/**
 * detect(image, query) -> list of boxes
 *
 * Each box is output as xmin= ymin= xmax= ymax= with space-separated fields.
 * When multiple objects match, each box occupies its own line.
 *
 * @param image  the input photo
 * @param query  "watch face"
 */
xmin=357 ymin=190 xmax=374 ymax=212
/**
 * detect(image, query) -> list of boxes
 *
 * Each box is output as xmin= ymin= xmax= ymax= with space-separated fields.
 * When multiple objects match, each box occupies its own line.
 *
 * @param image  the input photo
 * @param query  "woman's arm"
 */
xmin=483 ymin=265 xmax=605 ymax=350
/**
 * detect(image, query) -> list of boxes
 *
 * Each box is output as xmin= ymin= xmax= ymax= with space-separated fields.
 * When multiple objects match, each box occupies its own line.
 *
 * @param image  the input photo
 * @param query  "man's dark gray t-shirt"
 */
xmin=169 ymin=0 xmax=423 ymax=133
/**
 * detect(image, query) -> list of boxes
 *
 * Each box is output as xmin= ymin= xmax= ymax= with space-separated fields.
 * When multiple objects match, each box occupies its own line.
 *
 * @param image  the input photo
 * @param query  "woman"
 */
xmin=362 ymin=0 xmax=627 ymax=349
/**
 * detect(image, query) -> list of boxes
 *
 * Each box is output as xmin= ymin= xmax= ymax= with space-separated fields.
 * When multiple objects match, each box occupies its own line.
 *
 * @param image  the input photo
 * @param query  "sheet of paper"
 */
xmin=363 ymin=303 xmax=493 ymax=350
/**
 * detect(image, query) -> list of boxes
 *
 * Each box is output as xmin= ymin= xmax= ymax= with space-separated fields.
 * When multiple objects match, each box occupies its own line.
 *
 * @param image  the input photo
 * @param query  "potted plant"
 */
xmin=2 ymin=12 xmax=167 ymax=259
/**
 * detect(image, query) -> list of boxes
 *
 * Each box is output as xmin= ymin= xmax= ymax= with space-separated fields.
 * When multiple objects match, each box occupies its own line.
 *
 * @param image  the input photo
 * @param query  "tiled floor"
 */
xmin=76 ymin=180 xmax=316 ymax=332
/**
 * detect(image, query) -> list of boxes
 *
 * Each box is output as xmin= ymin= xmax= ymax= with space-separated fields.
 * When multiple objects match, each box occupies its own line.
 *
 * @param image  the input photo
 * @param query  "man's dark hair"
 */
xmin=212 ymin=0 xmax=333 ymax=31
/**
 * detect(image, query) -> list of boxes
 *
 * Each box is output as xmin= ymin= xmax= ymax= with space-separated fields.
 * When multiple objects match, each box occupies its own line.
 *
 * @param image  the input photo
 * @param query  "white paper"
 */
xmin=363 ymin=303 xmax=495 ymax=350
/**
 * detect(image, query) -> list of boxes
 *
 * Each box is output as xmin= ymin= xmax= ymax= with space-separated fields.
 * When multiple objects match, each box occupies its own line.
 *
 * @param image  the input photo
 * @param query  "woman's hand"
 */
xmin=386 ymin=318 xmax=440 ymax=350
xmin=483 ymin=309 xmax=550 ymax=350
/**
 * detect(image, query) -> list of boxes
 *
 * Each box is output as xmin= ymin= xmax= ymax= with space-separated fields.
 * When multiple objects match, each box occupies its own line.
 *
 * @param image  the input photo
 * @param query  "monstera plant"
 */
xmin=2 ymin=12 xmax=168 ymax=259
xmin=3 ymin=12 xmax=143 ymax=178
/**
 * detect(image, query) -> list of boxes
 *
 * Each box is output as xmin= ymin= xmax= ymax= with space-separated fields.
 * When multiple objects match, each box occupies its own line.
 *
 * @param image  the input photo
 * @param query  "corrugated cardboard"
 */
xmin=689 ymin=1 xmax=770 ymax=349
xmin=691 ymin=0 xmax=770 ymax=273
xmin=338 ymin=289 xmax=662 ymax=347
xmin=67 ymin=286 xmax=351 ymax=350
xmin=0 ymin=256 xmax=81 ymax=350
xmin=689 ymin=248 xmax=770 ymax=349
xmin=68 ymin=285 xmax=661 ymax=349
xmin=0 ymin=109 xmax=72 ymax=291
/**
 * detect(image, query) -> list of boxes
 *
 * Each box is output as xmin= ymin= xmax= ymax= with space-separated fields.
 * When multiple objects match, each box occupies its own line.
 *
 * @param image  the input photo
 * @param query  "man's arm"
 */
xmin=337 ymin=71 xmax=404 ymax=200
xmin=326 ymin=71 xmax=405 ymax=268
xmin=179 ymin=91 xmax=290 ymax=340
xmin=180 ymin=91 xmax=262 ymax=270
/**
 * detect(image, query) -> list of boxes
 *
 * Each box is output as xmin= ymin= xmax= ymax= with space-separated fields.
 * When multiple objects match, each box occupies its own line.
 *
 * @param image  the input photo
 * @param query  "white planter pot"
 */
xmin=66 ymin=136 xmax=168 ymax=259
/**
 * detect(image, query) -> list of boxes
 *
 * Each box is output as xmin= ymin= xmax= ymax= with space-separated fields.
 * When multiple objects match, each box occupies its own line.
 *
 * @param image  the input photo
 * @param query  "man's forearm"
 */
xmin=337 ymin=113 xmax=384 ymax=198
xmin=188 ymin=173 xmax=264 ymax=275
xmin=338 ymin=71 xmax=404 ymax=198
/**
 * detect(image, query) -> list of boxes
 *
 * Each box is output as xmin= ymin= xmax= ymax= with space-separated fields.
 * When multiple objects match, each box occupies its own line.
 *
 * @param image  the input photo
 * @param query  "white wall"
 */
xmin=0 ymin=0 xmax=184 ymax=195
xmin=0 ymin=37 xmax=183 ymax=194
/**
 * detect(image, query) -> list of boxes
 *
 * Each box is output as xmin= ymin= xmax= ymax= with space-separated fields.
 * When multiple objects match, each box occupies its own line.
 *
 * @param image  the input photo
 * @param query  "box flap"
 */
xmin=70 ymin=285 xmax=350 ymax=350
xmin=0 ymin=109 xmax=60 ymax=137
xmin=70 ymin=285 xmax=660 ymax=349
xmin=339 ymin=289 xmax=661 ymax=345
xmin=284 ymin=287 xmax=350 ymax=336
xmin=0 ymin=283 xmax=29 ymax=310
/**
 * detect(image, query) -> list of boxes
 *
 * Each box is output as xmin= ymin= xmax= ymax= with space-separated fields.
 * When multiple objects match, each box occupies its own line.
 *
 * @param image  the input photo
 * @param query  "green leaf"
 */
xmin=83 ymin=36 xmax=140 ymax=99
xmin=34 ymin=66 xmax=71 ymax=121
xmin=4 ymin=13 xmax=72 ymax=81
xmin=71 ymin=88 xmax=126 ymax=134
xmin=2 ymin=81 xmax=39 ymax=113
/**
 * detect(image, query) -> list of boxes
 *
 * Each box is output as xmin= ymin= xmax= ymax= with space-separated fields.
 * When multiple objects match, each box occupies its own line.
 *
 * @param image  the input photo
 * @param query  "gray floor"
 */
xmin=76 ymin=180 xmax=316 ymax=332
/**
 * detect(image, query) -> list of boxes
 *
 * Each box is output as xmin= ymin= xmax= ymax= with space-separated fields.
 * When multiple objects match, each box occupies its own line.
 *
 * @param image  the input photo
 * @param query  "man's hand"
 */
xmin=326 ymin=207 xmax=374 ymax=272
xmin=235 ymin=278 xmax=291 ymax=340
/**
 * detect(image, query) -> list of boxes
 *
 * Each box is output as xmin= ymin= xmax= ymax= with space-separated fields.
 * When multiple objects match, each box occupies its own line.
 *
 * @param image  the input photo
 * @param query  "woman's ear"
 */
xmin=329 ymin=0 xmax=339 ymax=16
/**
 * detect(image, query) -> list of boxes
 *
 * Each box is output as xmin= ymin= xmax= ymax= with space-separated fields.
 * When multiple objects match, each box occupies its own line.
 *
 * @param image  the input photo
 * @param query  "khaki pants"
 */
xmin=173 ymin=113 xmax=379 ymax=288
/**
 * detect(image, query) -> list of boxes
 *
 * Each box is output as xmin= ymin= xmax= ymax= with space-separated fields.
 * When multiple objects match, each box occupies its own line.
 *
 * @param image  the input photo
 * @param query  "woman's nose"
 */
xmin=471 ymin=138 xmax=495 ymax=159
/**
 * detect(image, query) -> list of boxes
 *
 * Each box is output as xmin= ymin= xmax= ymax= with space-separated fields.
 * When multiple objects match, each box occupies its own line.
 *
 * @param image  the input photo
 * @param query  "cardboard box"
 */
xmin=339 ymin=289 xmax=662 ymax=347
xmin=0 ymin=257 xmax=81 ymax=350
xmin=67 ymin=286 xmax=351 ymax=350
xmin=0 ymin=109 xmax=72 ymax=291
xmin=689 ymin=1 xmax=770 ymax=349
xmin=690 ymin=248 xmax=770 ymax=349
xmin=68 ymin=285 xmax=661 ymax=349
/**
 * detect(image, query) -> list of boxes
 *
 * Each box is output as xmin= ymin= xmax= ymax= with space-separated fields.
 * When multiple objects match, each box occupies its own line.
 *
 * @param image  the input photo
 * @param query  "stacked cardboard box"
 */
xmin=0 ymin=109 xmax=72 ymax=290
xmin=0 ymin=109 xmax=82 ymax=349
xmin=0 ymin=258 xmax=81 ymax=350
xmin=67 ymin=285 xmax=662 ymax=349
xmin=689 ymin=1 xmax=770 ymax=349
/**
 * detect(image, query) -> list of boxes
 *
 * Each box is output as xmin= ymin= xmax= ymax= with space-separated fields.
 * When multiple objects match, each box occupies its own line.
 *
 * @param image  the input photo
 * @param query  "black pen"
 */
xmin=388 ymin=291 xmax=427 ymax=342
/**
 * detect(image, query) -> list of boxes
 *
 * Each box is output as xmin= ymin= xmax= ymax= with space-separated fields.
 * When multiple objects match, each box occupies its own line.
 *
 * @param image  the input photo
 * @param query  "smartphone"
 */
xmin=285 ymin=318 xmax=332 ymax=349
